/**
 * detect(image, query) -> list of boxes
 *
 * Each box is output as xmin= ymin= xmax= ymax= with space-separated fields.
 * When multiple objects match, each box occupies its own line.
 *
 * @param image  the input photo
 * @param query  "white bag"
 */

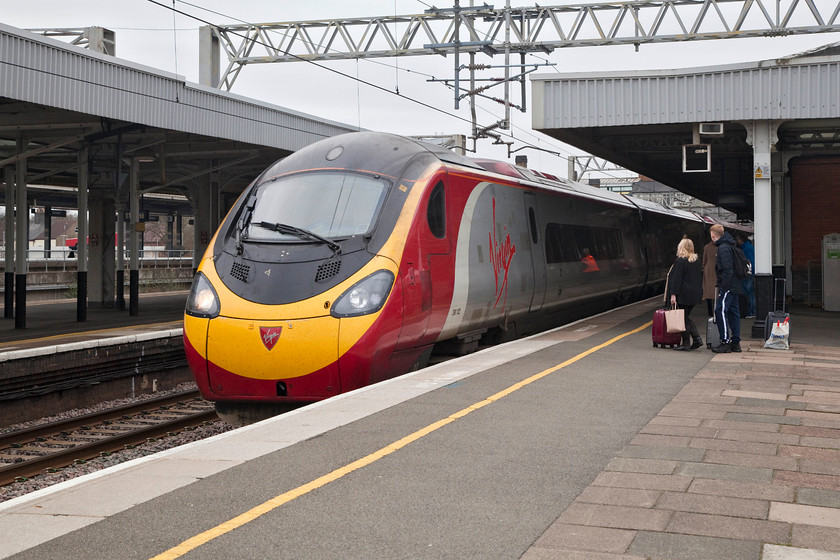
xmin=764 ymin=317 xmax=790 ymax=350
xmin=665 ymin=304 xmax=685 ymax=334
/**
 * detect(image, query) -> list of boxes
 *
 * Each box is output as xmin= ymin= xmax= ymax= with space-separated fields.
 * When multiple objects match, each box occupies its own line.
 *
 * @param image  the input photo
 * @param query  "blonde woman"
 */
xmin=665 ymin=238 xmax=704 ymax=351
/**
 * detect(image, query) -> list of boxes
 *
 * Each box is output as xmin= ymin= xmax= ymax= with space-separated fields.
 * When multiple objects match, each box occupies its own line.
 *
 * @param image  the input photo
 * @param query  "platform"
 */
xmin=1 ymin=298 xmax=839 ymax=560
xmin=0 ymin=291 xmax=188 ymax=348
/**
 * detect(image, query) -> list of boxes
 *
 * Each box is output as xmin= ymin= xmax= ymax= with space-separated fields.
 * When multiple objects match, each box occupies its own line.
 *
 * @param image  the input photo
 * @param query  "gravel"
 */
xmin=0 ymin=382 xmax=235 ymax=504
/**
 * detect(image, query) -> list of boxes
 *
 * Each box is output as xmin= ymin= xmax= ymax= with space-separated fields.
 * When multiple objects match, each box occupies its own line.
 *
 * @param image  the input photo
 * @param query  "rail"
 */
xmin=0 ymin=391 xmax=217 ymax=486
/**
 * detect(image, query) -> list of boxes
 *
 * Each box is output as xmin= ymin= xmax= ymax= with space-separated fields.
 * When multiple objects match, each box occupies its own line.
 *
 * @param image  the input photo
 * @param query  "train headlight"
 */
xmin=185 ymin=272 xmax=220 ymax=318
xmin=331 ymin=270 xmax=394 ymax=318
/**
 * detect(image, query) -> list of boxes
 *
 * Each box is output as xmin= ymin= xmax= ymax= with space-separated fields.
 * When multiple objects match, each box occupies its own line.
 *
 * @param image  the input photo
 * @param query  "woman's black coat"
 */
xmin=666 ymin=256 xmax=703 ymax=306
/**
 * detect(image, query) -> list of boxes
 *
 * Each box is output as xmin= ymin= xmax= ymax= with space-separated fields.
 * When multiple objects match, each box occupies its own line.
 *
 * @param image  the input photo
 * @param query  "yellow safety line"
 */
xmin=150 ymin=321 xmax=652 ymax=560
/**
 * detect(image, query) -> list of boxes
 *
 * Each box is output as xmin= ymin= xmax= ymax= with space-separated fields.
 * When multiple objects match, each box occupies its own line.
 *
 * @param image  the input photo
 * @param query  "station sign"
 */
xmin=683 ymin=144 xmax=711 ymax=173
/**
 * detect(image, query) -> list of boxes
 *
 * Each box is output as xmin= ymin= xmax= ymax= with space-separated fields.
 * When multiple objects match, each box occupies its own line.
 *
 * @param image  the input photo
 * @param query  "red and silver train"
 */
xmin=184 ymin=132 xmax=704 ymax=423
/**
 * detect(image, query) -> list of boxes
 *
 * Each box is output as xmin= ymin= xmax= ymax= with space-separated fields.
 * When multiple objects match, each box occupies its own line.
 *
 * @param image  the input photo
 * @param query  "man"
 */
xmin=737 ymin=232 xmax=756 ymax=318
xmin=580 ymin=248 xmax=599 ymax=273
xmin=701 ymin=239 xmax=717 ymax=316
xmin=710 ymin=224 xmax=742 ymax=353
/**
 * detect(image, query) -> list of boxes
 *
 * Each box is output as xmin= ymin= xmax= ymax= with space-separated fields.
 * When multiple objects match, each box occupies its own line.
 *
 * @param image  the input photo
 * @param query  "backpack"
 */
xmin=733 ymin=245 xmax=751 ymax=278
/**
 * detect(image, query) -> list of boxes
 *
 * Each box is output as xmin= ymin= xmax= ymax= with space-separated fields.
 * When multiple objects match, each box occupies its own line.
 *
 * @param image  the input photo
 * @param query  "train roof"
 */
xmin=466 ymin=155 xmax=704 ymax=223
xmin=468 ymin=158 xmax=637 ymax=209
xmin=698 ymin=215 xmax=754 ymax=234
xmin=624 ymin=196 xmax=703 ymax=222
xmin=408 ymin=136 xmax=487 ymax=172
xmin=397 ymin=134 xmax=701 ymax=224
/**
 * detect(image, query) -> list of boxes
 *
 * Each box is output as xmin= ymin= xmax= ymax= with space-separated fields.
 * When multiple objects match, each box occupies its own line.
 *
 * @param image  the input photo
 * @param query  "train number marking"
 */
xmin=488 ymin=197 xmax=516 ymax=309
xmin=260 ymin=326 xmax=283 ymax=351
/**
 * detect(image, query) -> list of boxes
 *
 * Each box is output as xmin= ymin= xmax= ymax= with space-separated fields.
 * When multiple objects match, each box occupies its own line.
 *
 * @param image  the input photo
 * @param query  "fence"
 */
xmin=0 ymin=247 xmax=194 ymax=273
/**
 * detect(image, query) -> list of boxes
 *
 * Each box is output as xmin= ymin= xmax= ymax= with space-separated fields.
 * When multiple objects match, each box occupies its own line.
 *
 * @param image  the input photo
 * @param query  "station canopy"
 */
xmin=531 ymin=43 xmax=840 ymax=219
xmin=0 ymin=22 xmax=358 ymax=212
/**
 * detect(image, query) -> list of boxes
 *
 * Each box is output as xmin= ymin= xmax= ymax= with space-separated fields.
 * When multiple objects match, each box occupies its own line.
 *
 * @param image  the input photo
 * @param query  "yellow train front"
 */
xmin=183 ymin=132 xmax=452 ymax=423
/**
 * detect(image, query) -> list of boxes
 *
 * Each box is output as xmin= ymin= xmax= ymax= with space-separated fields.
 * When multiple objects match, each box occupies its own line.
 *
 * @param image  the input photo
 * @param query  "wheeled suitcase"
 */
xmin=764 ymin=278 xmax=790 ymax=343
xmin=653 ymin=308 xmax=683 ymax=348
xmin=706 ymin=316 xmax=732 ymax=349
xmin=706 ymin=317 xmax=720 ymax=349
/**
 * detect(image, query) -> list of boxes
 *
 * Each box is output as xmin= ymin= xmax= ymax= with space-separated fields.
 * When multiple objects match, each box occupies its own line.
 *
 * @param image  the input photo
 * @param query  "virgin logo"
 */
xmin=488 ymin=197 xmax=516 ymax=308
xmin=260 ymin=326 xmax=283 ymax=351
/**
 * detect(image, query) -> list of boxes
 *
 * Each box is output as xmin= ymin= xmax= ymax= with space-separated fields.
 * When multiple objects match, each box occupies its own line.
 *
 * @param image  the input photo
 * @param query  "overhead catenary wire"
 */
xmin=145 ymin=0 xmax=606 ymax=175
xmin=146 ymin=1 xmax=472 ymax=124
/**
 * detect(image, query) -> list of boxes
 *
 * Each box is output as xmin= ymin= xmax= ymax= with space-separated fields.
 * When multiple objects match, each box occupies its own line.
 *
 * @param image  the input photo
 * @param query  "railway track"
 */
xmin=0 ymin=390 xmax=218 ymax=487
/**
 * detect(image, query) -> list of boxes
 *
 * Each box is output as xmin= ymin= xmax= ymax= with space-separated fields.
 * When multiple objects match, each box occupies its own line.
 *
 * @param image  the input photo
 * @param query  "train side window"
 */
xmin=545 ymin=223 xmax=623 ymax=264
xmin=544 ymin=224 xmax=558 ymax=263
xmin=545 ymin=223 xmax=574 ymax=263
xmin=528 ymin=207 xmax=538 ymax=243
xmin=427 ymin=181 xmax=446 ymax=239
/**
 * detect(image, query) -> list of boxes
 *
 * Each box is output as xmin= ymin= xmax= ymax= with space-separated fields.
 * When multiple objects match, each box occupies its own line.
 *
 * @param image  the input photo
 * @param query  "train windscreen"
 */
xmin=247 ymin=171 xmax=389 ymax=241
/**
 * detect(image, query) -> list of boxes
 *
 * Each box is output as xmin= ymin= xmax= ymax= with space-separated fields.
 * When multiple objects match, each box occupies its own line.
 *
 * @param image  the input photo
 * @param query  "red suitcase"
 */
xmin=652 ymin=308 xmax=683 ymax=348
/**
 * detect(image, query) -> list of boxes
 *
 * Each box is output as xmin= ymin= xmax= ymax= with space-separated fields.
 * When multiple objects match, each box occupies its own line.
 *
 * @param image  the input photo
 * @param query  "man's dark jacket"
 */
xmin=715 ymin=231 xmax=743 ymax=295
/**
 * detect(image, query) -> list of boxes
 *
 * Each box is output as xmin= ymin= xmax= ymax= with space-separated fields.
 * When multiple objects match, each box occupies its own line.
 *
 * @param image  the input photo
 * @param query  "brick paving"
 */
xmin=523 ymin=342 xmax=840 ymax=560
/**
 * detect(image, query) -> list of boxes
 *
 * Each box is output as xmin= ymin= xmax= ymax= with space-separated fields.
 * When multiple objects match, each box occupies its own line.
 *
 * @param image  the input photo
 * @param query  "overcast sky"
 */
xmin=4 ymin=1 xmax=840 ymax=180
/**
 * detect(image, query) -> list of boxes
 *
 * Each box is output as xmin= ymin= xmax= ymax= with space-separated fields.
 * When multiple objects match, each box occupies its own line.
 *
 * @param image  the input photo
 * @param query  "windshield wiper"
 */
xmin=234 ymin=195 xmax=257 ymax=255
xmin=255 ymin=221 xmax=341 ymax=254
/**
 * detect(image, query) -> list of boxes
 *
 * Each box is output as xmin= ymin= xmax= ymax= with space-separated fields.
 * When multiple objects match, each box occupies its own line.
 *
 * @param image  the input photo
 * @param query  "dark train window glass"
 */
xmin=528 ymin=207 xmax=538 ymax=243
xmin=545 ymin=223 xmax=624 ymax=264
xmin=427 ymin=181 xmax=446 ymax=239
xmin=545 ymin=224 xmax=579 ymax=264
xmin=544 ymin=225 xmax=559 ymax=263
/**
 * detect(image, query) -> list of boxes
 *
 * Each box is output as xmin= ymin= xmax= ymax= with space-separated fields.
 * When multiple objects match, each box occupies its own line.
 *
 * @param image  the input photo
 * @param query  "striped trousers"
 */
xmin=714 ymin=289 xmax=741 ymax=345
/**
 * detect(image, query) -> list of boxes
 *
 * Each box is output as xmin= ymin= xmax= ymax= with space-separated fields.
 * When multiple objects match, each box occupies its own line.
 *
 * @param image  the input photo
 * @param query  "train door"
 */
xmin=396 ymin=178 xmax=450 ymax=350
xmin=524 ymin=192 xmax=546 ymax=311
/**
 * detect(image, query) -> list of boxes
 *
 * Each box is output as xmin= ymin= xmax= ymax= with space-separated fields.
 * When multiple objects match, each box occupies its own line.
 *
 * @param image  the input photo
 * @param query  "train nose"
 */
xmin=204 ymin=316 xmax=341 ymax=398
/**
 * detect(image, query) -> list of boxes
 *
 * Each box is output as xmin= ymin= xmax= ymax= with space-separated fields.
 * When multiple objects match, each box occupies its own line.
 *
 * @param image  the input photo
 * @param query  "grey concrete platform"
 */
xmin=0 ymin=291 xmax=187 ymax=348
xmin=1 ymin=298 xmax=838 ymax=560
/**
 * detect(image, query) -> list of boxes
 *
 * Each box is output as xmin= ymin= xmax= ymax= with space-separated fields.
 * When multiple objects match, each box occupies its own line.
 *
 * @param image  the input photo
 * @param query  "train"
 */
xmin=184 ymin=131 xmax=706 ymax=424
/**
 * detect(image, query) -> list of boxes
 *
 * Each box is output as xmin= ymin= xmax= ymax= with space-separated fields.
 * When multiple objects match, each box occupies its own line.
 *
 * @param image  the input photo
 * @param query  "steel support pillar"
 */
xmin=3 ymin=166 xmax=13 ymax=319
xmin=746 ymin=120 xmax=777 ymax=339
xmin=116 ymin=199 xmax=125 ymax=311
xmin=14 ymin=137 xmax=27 ymax=329
xmin=192 ymin=167 xmax=220 ymax=272
xmin=77 ymin=146 xmax=89 ymax=322
xmin=88 ymin=192 xmax=116 ymax=307
xmin=129 ymin=158 xmax=140 ymax=316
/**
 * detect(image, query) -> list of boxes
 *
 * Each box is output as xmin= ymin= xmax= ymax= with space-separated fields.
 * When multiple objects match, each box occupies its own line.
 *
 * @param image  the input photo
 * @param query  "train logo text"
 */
xmin=260 ymin=327 xmax=283 ymax=351
xmin=488 ymin=197 xmax=516 ymax=308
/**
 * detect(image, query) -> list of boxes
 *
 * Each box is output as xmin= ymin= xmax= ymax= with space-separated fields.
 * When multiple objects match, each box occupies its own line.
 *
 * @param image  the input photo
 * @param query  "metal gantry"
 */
xmin=30 ymin=1 xmax=840 ymax=156
xmin=26 ymin=27 xmax=116 ymax=55
xmin=570 ymin=155 xmax=631 ymax=180
xmin=197 ymin=0 xmax=840 ymax=148
xmin=203 ymin=0 xmax=840 ymax=87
